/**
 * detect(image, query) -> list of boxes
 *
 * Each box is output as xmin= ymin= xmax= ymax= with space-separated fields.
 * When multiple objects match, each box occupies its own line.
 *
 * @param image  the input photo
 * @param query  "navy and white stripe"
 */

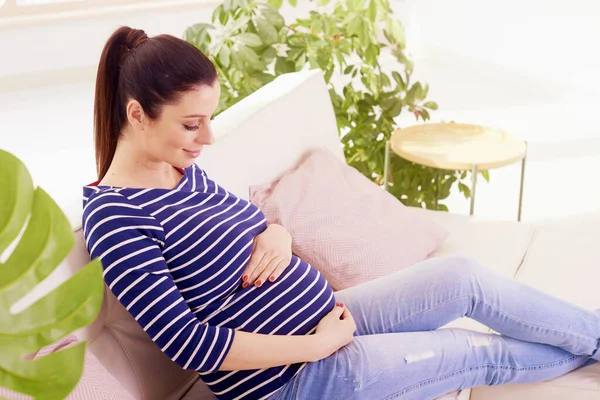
xmin=82 ymin=164 xmax=335 ymax=400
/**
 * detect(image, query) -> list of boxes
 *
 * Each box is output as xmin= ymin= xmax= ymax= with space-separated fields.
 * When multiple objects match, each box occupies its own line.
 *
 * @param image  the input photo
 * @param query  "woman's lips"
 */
xmin=184 ymin=149 xmax=201 ymax=157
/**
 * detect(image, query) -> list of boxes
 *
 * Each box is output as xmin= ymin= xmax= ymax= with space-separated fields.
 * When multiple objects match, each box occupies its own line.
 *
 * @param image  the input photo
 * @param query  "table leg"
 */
xmin=435 ymin=169 xmax=440 ymax=210
xmin=383 ymin=140 xmax=391 ymax=191
xmin=470 ymin=164 xmax=478 ymax=216
xmin=517 ymin=144 xmax=527 ymax=222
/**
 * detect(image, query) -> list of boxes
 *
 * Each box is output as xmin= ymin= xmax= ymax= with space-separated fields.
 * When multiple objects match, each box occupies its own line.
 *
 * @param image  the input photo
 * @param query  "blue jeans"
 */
xmin=268 ymin=256 xmax=600 ymax=400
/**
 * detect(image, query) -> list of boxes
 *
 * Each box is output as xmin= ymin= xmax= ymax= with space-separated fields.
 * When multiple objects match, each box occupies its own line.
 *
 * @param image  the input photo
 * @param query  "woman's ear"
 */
xmin=126 ymin=99 xmax=146 ymax=130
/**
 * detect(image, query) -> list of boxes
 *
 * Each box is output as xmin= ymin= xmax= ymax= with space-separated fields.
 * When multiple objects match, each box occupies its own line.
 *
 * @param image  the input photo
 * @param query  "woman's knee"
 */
xmin=433 ymin=255 xmax=486 ymax=281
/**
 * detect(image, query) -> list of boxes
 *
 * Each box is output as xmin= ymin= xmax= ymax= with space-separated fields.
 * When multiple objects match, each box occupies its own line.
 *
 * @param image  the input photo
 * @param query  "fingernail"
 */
xmin=242 ymin=275 xmax=248 ymax=282
xmin=269 ymin=276 xmax=275 ymax=282
xmin=255 ymin=280 xmax=262 ymax=287
xmin=339 ymin=303 xmax=344 ymax=307
xmin=242 ymin=282 xmax=249 ymax=288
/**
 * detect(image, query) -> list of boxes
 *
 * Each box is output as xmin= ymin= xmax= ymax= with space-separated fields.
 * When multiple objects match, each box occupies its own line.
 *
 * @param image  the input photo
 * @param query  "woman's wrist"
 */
xmin=307 ymin=333 xmax=337 ymax=362
xmin=266 ymin=223 xmax=292 ymax=244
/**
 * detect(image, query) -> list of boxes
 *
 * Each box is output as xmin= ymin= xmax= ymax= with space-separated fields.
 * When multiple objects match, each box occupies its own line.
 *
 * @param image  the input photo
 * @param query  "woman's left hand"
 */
xmin=242 ymin=224 xmax=292 ymax=288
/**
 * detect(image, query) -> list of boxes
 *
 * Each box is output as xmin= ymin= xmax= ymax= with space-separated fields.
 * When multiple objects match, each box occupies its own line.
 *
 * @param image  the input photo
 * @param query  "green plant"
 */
xmin=186 ymin=0 xmax=488 ymax=210
xmin=0 ymin=150 xmax=104 ymax=400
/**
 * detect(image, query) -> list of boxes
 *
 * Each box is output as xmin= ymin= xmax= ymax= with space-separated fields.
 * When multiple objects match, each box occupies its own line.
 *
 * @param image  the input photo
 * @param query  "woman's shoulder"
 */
xmin=82 ymin=185 xmax=124 ymax=208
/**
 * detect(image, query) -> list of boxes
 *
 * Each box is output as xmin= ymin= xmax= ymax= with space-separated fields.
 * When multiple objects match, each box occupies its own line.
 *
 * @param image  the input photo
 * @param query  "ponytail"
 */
xmin=93 ymin=26 xmax=217 ymax=180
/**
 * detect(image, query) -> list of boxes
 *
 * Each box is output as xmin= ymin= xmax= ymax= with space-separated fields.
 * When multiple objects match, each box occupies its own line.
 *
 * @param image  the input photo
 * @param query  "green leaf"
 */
xmin=211 ymin=4 xmax=224 ymax=24
xmin=392 ymin=71 xmax=406 ymax=91
xmin=381 ymin=97 xmax=398 ymax=110
xmin=228 ymin=16 xmax=252 ymax=34
xmin=324 ymin=67 xmax=334 ymax=83
xmin=268 ymin=0 xmax=283 ymax=9
xmin=288 ymin=0 xmax=298 ymax=6
xmin=261 ymin=46 xmax=277 ymax=64
xmin=230 ymin=48 xmax=245 ymax=70
xmin=259 ymin=4 xmax=285 ymax=30
xmin=385 ymin=17 xmax=406 ymax=48
xmin=0 ymin=150 xmax=104 ymax=399
xmin=238 ymin=45 xmax=264 ymax=70
xmin=386 ymin=98 xmax=403 ymax=118
xmin=218 ymin=44 xmax=231 ymax=68
xmin=367 ymin=0 xmax=377 ymax=22
xmin=458 ymin=182 xmax=471 ymax=199
xmin=295 ymin=52 xmax=307 ymax=70
xmin=255 ymin=16 xmax=278 ymax=45
xmin=405 ymin=82 xmax=421 ymax=104
xmin=381 ymin=73 xmax=391 ymax=88
xmin=317 ymin=0 xmax=331 ymax=5
xmin=316 ymin=51 xmax=329 ymax=70
xmin=275 ymin=57 xmax=296 ymax=74
xmin=481 ymin=170 xmax=490 ymax=182
xmin=237 ymin=32 xmax=263 ymax=47
xmin=287 ymin=46 xmax=305 ymax=61
xmin=423 ymin=101 xmax=438 ymax=110
xmin=365 ymin=44 xmax=379 ymax=66
xmin=347 ymin=0 xmax=366 ymax=11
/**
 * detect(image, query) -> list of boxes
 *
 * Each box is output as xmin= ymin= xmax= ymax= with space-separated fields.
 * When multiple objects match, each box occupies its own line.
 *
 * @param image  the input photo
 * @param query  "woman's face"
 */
xmin=140 ymin=81 xmax=221 ymax=169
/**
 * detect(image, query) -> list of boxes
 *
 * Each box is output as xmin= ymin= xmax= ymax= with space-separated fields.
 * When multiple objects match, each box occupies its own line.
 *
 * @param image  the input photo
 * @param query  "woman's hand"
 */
xmin=242 ymin=224 xmax=292 ymax=288
xmin=313 ymin=302 xmax=356 ymax=360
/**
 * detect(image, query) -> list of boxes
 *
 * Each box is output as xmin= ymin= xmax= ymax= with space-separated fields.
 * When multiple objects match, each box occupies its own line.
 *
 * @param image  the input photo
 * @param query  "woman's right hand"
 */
xmin=313 ymin=302 xmax=356 ymax=360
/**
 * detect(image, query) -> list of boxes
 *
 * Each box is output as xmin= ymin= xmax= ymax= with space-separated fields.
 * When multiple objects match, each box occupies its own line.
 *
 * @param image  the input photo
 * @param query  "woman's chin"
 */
xmin=172 ymin=157 xmax=196 ymax=169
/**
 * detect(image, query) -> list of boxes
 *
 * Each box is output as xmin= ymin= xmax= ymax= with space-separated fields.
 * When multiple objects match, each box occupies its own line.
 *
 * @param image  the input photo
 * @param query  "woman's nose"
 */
xmin=197 ymin=128 xmax=215 ymax=145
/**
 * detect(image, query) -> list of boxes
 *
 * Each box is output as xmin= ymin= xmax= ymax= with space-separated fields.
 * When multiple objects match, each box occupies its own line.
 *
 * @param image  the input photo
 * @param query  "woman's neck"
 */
xmin=99 ymin=137 xmax=181 ymax=189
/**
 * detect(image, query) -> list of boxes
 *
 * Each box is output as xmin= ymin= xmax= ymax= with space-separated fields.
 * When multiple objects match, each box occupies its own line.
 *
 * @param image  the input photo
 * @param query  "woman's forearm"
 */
xmin=218 ymin=330 xmax=330 ymax=371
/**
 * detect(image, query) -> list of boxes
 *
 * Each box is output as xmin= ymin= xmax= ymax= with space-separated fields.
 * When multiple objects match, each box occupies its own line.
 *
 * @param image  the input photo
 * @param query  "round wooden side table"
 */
xmin=383 ymin=122 xmax=528 ymax=221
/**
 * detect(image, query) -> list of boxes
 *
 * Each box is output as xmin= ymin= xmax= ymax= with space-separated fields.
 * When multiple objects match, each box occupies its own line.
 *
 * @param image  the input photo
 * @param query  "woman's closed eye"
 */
xmin=183 ymin=124 xmax=199 ymax=131
xmin=183 ymin=115 xmax=214 ymax=131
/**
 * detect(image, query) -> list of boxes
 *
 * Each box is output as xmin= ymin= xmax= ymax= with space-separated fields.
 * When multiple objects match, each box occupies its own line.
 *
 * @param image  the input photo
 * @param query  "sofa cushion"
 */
xmin=67 ymin=229 xmax=203 ymax=400
xmin=0 ymin=335 xmax=135 ymax=400
xmin=249 ymin=147 xmax=449 ymax=291
xmin=469 ymin=363 xmax=600 ymax=400
xmin=201 ymin=70 xmax=343 ymax=200
xmin=514 ymin=212 xmax=600 ymax=309
xmin=408 ymin=207 xmax=536 ymax=279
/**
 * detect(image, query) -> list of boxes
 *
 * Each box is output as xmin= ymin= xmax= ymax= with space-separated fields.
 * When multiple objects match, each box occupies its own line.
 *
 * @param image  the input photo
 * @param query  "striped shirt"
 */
xmin=82 ymin=164 xmax=336 ymax=400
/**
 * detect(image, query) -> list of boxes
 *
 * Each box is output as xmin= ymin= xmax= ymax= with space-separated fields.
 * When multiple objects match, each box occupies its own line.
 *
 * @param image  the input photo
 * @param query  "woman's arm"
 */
xmin=219 ymin=330 xmax=325 ymax=371
xmin=83 ymin=191 xmax=333 ymax=373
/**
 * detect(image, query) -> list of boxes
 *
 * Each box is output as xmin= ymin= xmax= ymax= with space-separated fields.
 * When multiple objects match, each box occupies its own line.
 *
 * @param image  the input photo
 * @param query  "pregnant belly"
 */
xmin=218 ymin=256 xmax=336 ymax=335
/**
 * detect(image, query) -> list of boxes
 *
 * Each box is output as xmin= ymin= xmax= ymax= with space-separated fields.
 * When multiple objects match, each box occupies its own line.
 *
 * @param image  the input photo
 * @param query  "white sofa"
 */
xmin=47 ymin=69 xmax=599 ymax=399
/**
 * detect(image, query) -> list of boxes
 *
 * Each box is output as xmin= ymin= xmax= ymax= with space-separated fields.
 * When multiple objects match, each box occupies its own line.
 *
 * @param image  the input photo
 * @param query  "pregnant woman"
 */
xmin=82 ymin=26 xmax=600 ymax=400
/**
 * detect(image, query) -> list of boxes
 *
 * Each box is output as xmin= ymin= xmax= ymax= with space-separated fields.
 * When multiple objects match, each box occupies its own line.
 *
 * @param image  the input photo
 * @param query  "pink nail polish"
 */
xmin=242 ymin=282 xmax=249 ymax=288
xmin=242 ymin=275 xmax=248 ymax=282
xmin=269 ymin=276 xmax=275 ymax=282
xmin=255 ymin=280 xmax=262 ymax=287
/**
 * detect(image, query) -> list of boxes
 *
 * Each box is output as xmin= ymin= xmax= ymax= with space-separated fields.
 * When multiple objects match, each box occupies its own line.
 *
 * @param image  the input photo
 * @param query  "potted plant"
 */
xmin=185 ymin=0 xmax=486 ymax=210
xmin=0 ymin=150 xmax=104 ymax=399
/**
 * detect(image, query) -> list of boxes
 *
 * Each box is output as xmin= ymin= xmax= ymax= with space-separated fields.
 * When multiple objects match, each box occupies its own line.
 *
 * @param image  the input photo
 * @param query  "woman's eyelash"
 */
xmin=184 ymin=124 xmax=199 ymax=131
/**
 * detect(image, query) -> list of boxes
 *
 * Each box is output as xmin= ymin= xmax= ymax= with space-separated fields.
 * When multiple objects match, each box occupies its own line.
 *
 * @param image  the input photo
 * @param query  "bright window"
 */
xmin=0 ymin=0 xmax=214 ymax=20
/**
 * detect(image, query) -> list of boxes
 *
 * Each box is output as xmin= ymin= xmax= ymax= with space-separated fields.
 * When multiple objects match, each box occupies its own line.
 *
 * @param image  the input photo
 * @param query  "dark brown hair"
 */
xmin=94 ymin=26 xmax=217 ymax=180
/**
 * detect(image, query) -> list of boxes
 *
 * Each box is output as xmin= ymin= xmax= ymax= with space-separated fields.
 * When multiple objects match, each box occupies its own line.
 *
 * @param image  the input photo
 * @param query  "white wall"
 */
xmin=0 ymin=2 xmax=218 ymax=214
xmin=393 ymin=0 xmax=600 ymax=221
xmin=1 ymin=0 xmax=599 ymax=221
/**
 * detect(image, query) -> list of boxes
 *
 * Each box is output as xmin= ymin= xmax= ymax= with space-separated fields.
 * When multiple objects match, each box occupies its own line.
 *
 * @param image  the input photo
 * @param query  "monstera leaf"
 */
xmin=0 ymin=150 xmax=104 ymax=399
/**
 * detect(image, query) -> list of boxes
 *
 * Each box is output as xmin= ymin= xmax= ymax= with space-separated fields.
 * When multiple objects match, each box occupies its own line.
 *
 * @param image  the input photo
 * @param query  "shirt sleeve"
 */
xmin=82 ymin=190 xmax=235 ymax=373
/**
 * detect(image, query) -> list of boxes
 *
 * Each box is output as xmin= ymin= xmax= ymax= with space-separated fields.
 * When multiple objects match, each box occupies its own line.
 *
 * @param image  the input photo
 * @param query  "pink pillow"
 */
xmin=250 ymin=147 xmax=449 ymax=291
xmin=0 ymin=335 xmax=134 ymax=400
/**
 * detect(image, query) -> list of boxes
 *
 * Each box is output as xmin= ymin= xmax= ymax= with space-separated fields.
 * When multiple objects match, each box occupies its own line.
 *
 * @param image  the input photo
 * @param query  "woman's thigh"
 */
xmin=272 ymin=328 xmax=589 ymax=400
